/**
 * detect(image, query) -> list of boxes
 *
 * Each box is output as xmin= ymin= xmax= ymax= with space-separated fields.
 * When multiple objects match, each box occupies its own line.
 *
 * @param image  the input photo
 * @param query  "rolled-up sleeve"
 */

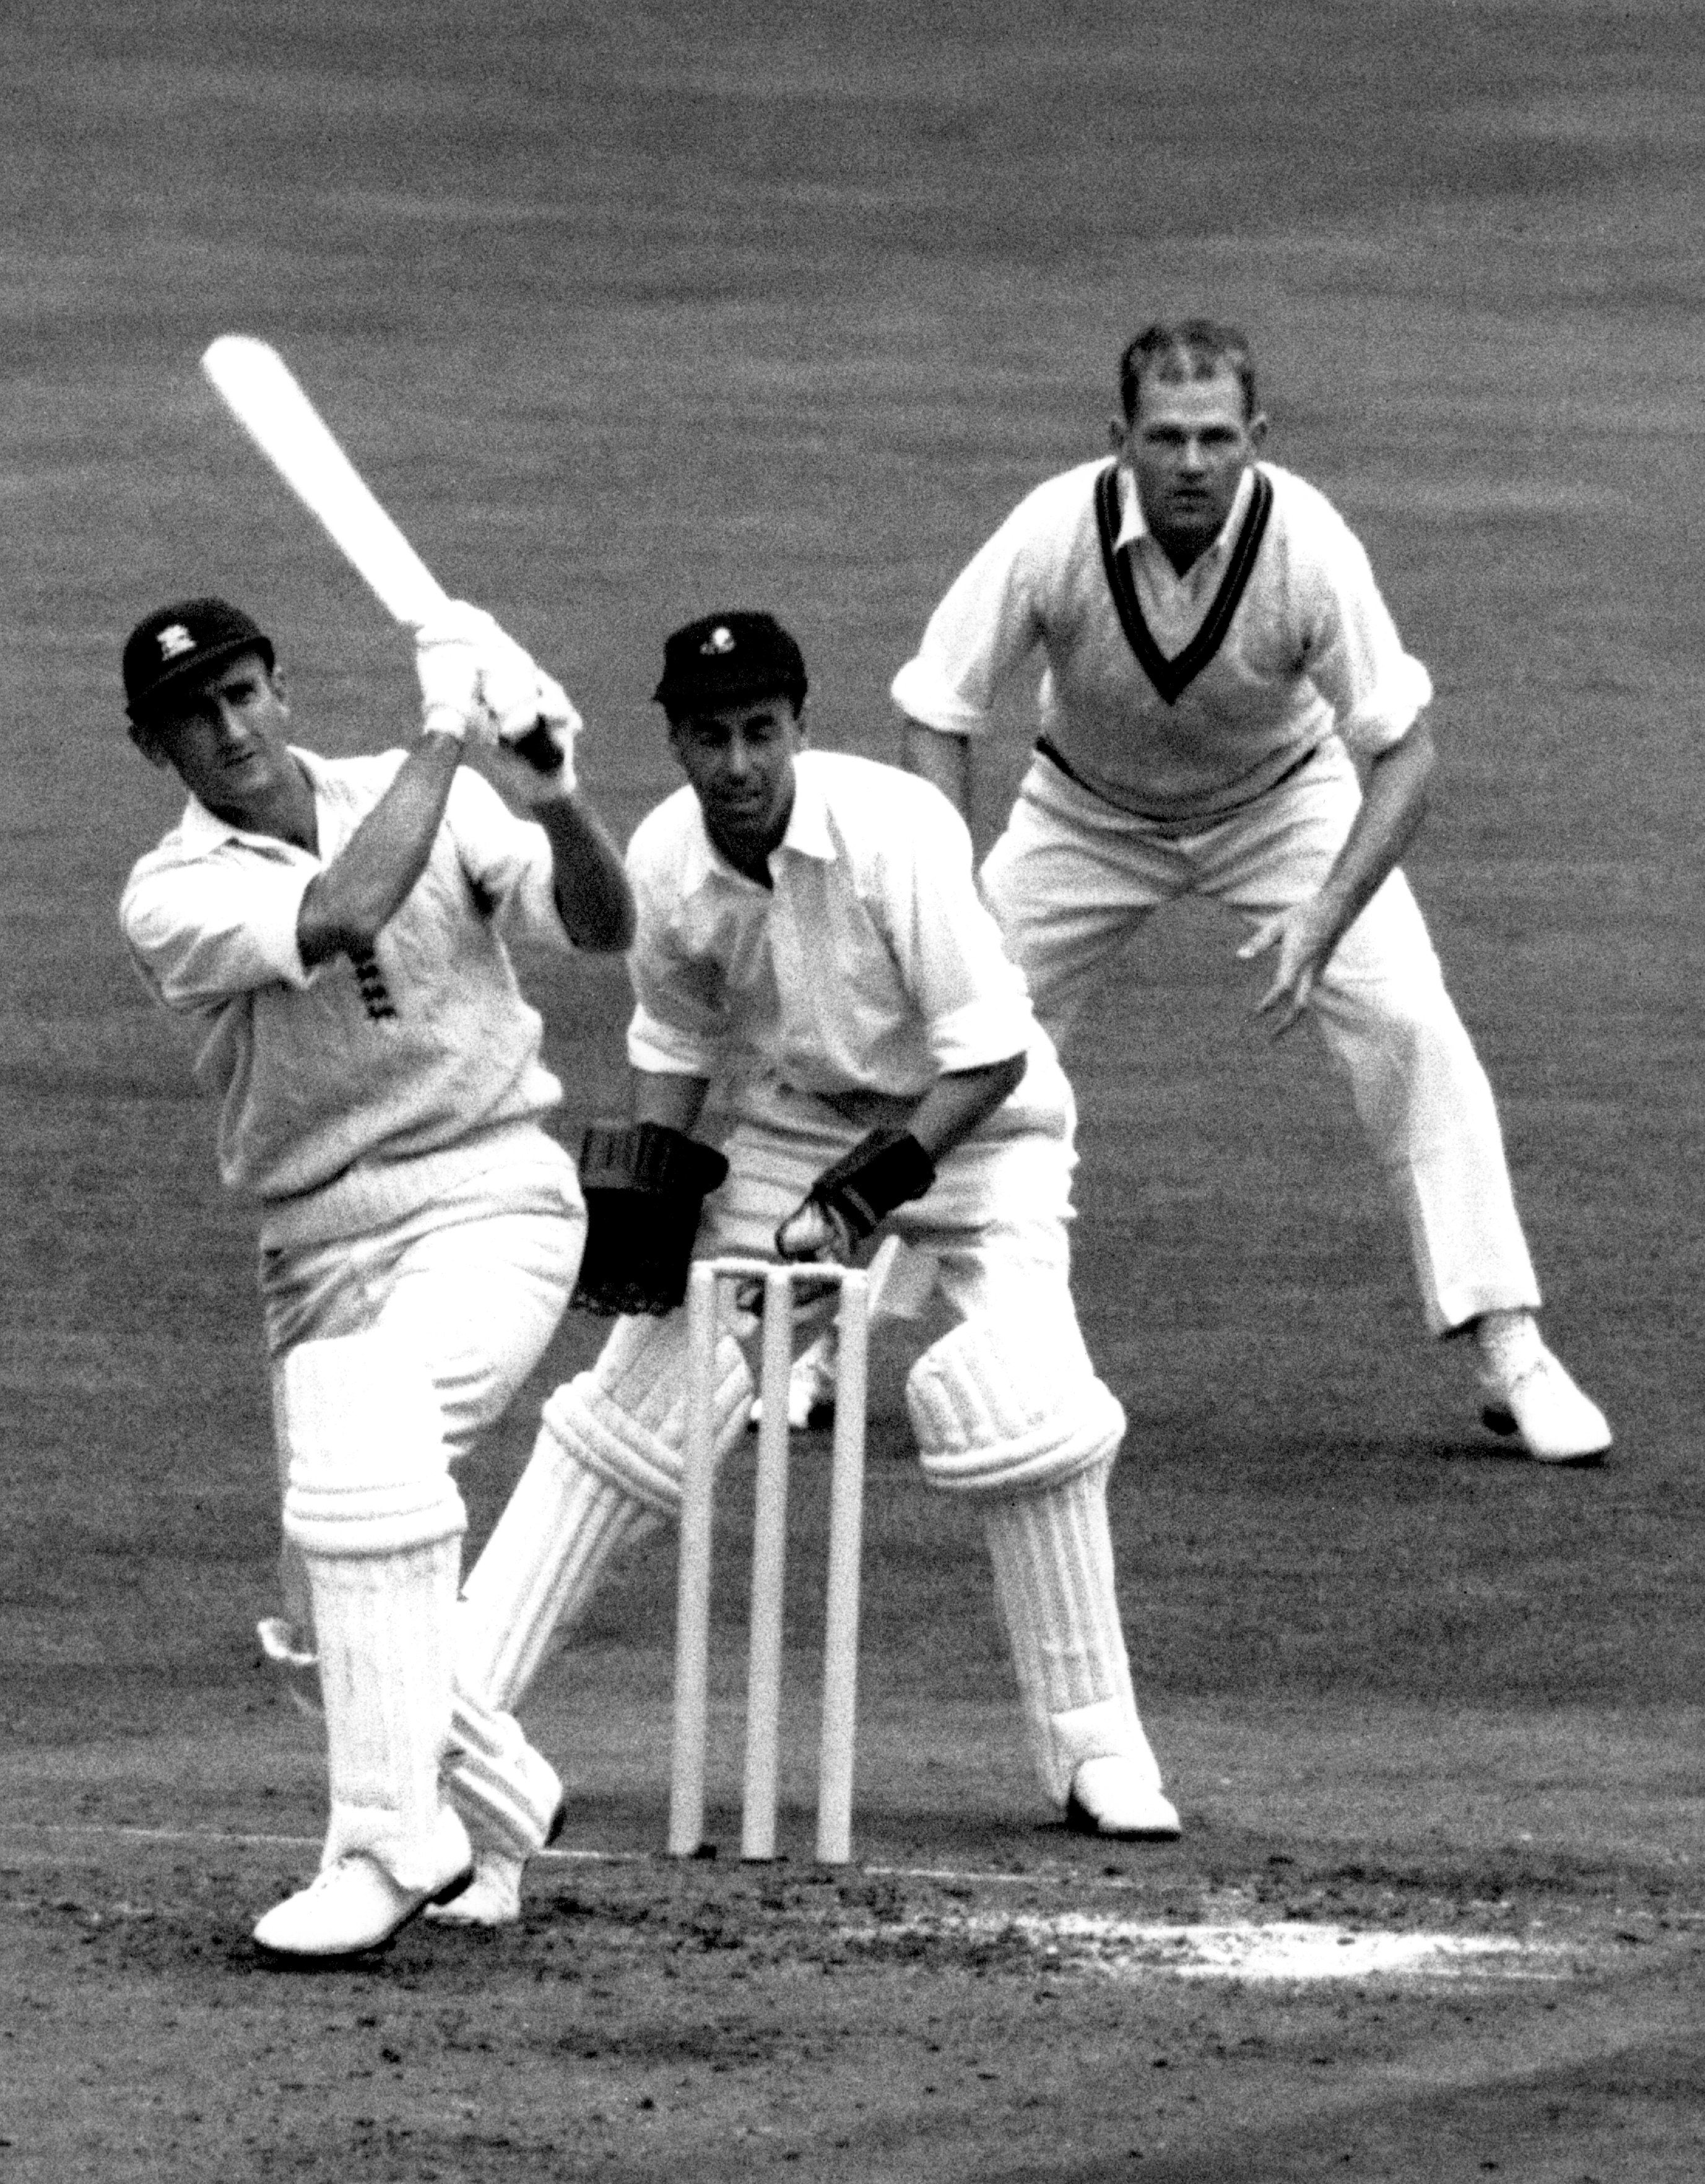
xmin=879 ymin=793 xmax=1033 ymax=1073
xmin=445 ymin=768 xmax=575 ymax=956
xmin=890 ymin=485 xmax=1055 ymax=737
xmin=624 ymin=860 xmax=726 ymax=1078
xmin=120 ymin=847 xmax=315 ymax=1010
xmin=628 ymin=990 xmax=721 ymax=1078
xmin=1301 ymin=516 xmax=1434 ymax=757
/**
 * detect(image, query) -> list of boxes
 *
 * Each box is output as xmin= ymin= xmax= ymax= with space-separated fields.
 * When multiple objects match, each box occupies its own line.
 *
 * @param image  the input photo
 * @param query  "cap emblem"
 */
xmin=701 ymin=625 xmax=736 ymax=656
xmin=156 ymin=623 xmax=197 ymax=661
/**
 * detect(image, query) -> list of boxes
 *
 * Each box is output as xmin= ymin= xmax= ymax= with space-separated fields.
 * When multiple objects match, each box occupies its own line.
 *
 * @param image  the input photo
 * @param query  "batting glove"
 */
xmin=414 ymin=602 xmax=503 ymax=741
xmin=478 ymin=632 xmax=583 ymax=794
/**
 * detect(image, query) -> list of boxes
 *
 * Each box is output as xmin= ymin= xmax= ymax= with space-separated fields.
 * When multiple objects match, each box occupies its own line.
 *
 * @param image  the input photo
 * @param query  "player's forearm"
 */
xmin=903 ymin=719 xmax=973 ymax=820
xmin=296 ymin=732 xmax=462 ymax=966
xmin=631 ymin=1067 xmax=713 ymax=1137
xmin=531 ymin=789 xmax=638 ymax=954
xmin=1314 ymin=718 xmax=1435 ymax=948
xmin=903 ymin=1053 xmax=1028 ymax=1163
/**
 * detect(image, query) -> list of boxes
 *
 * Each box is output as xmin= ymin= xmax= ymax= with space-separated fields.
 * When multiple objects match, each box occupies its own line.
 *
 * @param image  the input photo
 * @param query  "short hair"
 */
xmin=1118 ymin=321 xmax=1259 ymax=425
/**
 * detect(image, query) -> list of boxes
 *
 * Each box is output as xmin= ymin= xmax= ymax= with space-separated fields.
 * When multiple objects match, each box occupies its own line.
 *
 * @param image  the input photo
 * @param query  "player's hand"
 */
xmin=477 ymin=635 xmax=583 ymax=797
xmin=1237 ymin=899 xmax=1338 ymax=1039
xmin=414 ymin=602 xmax=502 ymax=742
xmin=474 ymin=714 xmax=583 ymax=812
xmin=775 ymin=1196 xmax=857 ymax=1266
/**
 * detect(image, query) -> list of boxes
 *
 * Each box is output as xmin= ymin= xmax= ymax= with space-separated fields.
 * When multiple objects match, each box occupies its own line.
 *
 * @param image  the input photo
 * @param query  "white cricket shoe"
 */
xmin=749 ymin=1333 xmax=836 ymax=1431
xmin=1479 ymin=1345 xmax=1612 ymax=1466
xmin=425 ymin=1849 xmax=525 ymax=1927
xmin=1064 ymin=1756 xmax=1181 ymax=1841
xmin=254 ymin=1847 xmax=474 ymax=1962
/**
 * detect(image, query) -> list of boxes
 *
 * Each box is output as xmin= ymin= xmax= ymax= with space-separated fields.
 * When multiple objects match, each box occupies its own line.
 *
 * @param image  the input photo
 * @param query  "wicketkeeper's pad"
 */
xmin=906 ymin=1315 xmax=1124 ymax=1495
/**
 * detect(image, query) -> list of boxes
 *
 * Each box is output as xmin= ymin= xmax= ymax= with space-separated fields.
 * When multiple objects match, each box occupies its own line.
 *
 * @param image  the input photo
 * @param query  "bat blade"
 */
xmin=199 ymin=335 xmax=566 ymax=775
xmin=200 ymin=334 xmax=448 ymax=629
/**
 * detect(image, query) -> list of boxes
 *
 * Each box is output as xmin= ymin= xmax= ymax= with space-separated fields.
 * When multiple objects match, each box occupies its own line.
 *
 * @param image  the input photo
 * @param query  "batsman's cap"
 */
xmin=123 ymin=597 xmax=275 ymax=722
xmin=653 ymin=610 xmax=807 ymax=717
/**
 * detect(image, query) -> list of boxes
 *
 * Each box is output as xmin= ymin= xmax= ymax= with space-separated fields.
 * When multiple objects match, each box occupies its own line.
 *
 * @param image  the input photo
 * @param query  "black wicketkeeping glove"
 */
xmin=571 ymin=1122 xmax=731 ymax=1316
xmin=805 ymin=1126 xmax=936 ymax=1248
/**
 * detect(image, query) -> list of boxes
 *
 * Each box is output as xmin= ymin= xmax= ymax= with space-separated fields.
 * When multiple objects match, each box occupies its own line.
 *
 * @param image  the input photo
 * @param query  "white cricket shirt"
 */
xmin=625 ymin=750 xmax=1067 ymax=1133
xmin=892 ymin=459 xmax=1433 ymax=825
xmin=120 ymin=748 xmax=575 ymax=1236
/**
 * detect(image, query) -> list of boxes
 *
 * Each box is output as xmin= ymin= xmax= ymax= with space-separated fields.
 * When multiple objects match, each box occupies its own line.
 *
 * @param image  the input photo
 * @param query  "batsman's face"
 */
xmin=1119 ymin=367 xmax=1265 ymax=573
xmin=140 ymin=651 xmax=296 ymax=825
xmin=669 ymin=694 xmax=802 ymax=879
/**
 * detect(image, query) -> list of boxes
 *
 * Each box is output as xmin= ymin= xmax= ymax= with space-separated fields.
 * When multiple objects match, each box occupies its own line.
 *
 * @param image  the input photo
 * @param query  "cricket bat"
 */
xmin=199 ymin=334 xmax=561 ymax=768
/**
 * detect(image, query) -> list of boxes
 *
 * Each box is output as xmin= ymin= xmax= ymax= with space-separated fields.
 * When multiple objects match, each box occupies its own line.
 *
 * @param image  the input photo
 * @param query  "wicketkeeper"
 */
xmin=450 ymin=609 xmax=1180 ymax=1919
xmin=118 ymin=596 xmax=635 ymax=1959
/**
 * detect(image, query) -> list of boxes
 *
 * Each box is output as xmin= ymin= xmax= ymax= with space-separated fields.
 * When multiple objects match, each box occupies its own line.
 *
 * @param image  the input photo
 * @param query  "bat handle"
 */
xmin=510 ymin=722 xmax=566 ymax=774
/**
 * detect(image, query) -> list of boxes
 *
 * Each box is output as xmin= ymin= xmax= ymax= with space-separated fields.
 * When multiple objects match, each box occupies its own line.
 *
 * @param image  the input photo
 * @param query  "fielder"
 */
xmin=883 ymin=319 xmax=1609 ymax=1465
xmin=449 ymin=609 xmax=1180 ymax=1915
xmin=118 ymin=595 xmax=635 ymax=1958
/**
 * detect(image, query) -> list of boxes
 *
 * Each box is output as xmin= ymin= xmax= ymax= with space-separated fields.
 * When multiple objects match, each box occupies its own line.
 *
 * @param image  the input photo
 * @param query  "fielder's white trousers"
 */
xmin=980 ymin=742 xmax=1540 ymax=1336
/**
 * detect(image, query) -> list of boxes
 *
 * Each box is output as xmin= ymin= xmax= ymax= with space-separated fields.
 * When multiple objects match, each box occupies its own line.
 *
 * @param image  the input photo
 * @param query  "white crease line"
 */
xmin=862 ymin=1911 xmax=1574 ymax=1983
xmin=0 ymin=1821 xmax=1138 ymax=1887
xmin=0 ymin=1821 xmax=635 ymax=1863
xmin=0 ymin=1823 xmax=1581 ymax=1977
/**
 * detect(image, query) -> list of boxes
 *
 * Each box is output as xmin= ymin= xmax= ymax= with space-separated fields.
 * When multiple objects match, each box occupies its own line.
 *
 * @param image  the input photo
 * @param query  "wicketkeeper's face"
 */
xmin=669 ymin=693 xmax=803 ymax=875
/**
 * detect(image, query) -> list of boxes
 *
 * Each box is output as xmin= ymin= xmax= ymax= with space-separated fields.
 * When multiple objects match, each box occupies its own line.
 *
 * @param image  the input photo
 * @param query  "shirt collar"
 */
xmin=1114 ymin=461 xmax=1256 ymax=565
xmin=681 ymin=753 xmax=838 ymax=893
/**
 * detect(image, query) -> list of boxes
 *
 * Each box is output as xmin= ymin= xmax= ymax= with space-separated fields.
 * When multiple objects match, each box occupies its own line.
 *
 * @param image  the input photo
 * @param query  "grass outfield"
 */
xmin=2 ymin=2 xmax=1702 ymax=2177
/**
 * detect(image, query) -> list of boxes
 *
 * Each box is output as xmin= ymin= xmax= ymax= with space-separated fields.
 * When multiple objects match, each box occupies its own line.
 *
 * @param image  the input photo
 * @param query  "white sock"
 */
xmin=1476 ymin=1308 xmax=1542 ymax=1387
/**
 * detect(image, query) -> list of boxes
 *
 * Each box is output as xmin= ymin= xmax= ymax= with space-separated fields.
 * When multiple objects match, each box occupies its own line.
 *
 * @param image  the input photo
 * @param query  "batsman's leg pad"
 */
xmin=456 ymin=1314 xmax=753 ymax=1712
xmin=905 ymin=1315 xmax=1126 ymax=1497
xmin=279 ymin=1333 xmax=472 ymax=1894
xmin=446 ymin=1684 xmax=564 ymax=1857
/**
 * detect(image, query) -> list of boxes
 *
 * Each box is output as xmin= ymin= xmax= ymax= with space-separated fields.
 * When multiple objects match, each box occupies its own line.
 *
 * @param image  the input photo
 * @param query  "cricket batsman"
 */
xmin=118 ymin=595 xmax=635 ymax=1958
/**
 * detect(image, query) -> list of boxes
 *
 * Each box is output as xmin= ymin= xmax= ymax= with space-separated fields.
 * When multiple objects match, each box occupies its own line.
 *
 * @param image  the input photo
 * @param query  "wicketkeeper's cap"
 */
xmin=123 ymin=597 xmax=275 ymax=722
xmin=653 ymin=610 xmax=807 ymax=716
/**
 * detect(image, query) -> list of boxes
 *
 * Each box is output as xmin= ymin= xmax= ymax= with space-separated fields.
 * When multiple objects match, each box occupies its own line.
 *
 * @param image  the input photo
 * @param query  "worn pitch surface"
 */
xmin=2 ymin=3 xmax=1702 ymax=2178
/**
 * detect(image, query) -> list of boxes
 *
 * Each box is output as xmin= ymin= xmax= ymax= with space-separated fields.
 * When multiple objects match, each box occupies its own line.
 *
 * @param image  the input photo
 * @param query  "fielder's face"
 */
xmin=669 ymin=693 xmax=802 ymax=881
xmin=1119 ymin=366 xmax=1265 ymax=573
xmin=137 ymin=650 xmax=298 ymax=828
